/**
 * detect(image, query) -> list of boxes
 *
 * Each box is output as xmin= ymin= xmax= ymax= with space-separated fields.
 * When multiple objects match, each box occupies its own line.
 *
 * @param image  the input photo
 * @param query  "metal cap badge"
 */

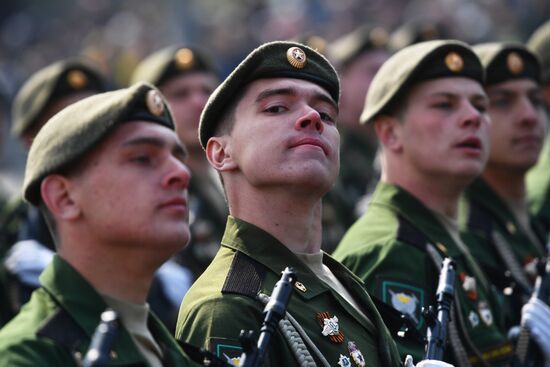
xmin=67 ymin=70 xmax=88 ymax=89
xmin=445 ymin=52 xmax=464 ymax=73
xmin=146 ymin=89 xmax=165 ymax=116
xmin=175 ymin=48 xmax=195 ymax=70
xmin=287 ymin=46 xmax=307 ymax=69
xmin=506 ymin=52 xmax=524 ymax=74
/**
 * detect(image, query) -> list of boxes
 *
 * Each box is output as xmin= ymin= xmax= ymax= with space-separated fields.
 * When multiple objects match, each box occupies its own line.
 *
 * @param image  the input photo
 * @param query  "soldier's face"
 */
xmin=227 ymin=78 xmax=340 ymax=196
xmin=396 ymin=77 xmax=490 ymax=181
xmin=485 ymin=79 xmax=546 ymax=173
xmin=70 ymin=121 xmax=191 ymax=252
xmin=161 ymin=72 xmax=218 ymax=152
xmin=339 ymin=49 xmax=389 ymax=127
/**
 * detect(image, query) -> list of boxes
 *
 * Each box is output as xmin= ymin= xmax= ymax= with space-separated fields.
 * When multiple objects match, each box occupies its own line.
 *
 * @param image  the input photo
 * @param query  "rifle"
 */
xmin=423 ymin=257 xmax=456 ymax=361
xmin=238 ymin=267 xmax=296 ymax=367
xmin=82 ymin=309 xmax=120 ymax=367
xmin=513 ymin=244 xmax=550 ymax=367
xmin=180 ymin=267 xmax=297 ymax=367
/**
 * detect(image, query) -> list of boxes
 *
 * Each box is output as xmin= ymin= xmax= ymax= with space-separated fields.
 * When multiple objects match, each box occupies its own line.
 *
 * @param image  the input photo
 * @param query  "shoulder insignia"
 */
xmin=378 ymin=278 xmax=425 ymax=328
xmin=396 ymin=215 xmax=429 ymax=251
xmin=36 ymin=307 xmax=86 ymax=361
xmin=209 ymin=337 xmax=243 ymax=366
xmin=222 ymin=251 xmax=267 ymax=298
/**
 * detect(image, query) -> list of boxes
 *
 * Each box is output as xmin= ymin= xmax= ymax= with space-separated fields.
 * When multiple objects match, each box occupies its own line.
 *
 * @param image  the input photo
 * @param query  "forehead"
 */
xmin=240 ymin=78 xmax=333 ymax=102
xmin=161 ymin=71 xmax=219 ymax=91
xmin=486 ymin=78 xmax=540 ymax=93
xmin=408 ymin=77 xmax=485 ymax=98
xmin=95 ymin=121 xmax=181 ymax=152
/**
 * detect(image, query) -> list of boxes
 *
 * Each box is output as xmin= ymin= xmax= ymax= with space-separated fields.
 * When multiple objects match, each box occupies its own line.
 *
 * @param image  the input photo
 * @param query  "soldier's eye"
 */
xmin=264 ymin=105 xmax=287 ymax=113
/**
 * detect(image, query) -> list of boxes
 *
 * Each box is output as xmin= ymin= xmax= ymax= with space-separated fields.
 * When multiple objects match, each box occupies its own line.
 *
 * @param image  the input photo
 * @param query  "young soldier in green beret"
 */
xmin=526 ymin=20 xmax=550 ymax=234
xmin=130 ymin=45 xmax=224 ymax=332
xmin=0 ymin=82 xmax=196 ymax=366
xmin=0 ymin=58 xmax=108 ymax=326
xmin=333 ymin=40 xmax=517 ymax=366
xmin=460 ymin=43 xmax=547 ymax=329
xmin=175 ymin=40 xmax=451 ymax=367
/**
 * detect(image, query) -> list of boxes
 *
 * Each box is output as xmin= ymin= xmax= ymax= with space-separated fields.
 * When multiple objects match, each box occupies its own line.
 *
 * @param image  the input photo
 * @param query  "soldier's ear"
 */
xmin=374 ymin=116 xmax=403 ymax=153
xmin=206 ymin=136 xmax=238 ymax=172
xmin=40 ymin=175 xmax=81 ymax=221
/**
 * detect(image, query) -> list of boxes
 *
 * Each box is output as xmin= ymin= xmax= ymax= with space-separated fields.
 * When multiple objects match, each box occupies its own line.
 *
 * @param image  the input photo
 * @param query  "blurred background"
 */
xmin=0 ymin=0 xmax=548 ymax=194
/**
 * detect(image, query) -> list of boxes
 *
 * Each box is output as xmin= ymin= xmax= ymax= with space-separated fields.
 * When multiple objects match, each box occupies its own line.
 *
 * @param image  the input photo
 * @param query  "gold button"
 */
xmin=295 ymin=281 xmax=307 ymax=292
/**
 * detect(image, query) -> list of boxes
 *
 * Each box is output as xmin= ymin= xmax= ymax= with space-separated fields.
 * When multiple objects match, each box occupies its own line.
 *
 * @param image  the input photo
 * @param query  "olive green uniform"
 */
xmin=460 ymin=178 xmax=546 ymax=328
xmin=333 ymin=183 xmax=513 ymax=366
xmin=527 ymin=137 xmax=550 ymax=235
xmin=0 ymin=255 xmax=194 ymax=367
xmin=176 ymin=216 xmax=402 ymax=367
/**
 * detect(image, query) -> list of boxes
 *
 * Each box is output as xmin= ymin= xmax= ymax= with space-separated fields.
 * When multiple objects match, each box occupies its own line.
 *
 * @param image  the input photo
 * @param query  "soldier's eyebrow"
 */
xmin=255 ymin=87 xmax=338 ymax=112
xmin=121 ymin=136 xmax=187 ymax=161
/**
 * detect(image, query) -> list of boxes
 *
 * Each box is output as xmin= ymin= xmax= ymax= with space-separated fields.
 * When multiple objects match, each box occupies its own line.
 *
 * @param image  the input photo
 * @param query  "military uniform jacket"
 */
xmin=460 ymin=178 xmax=546 ymax=327
xmin=0 ymin=255 xmax=194 ymax=367
xmin=527 ymin=136 xmax=550 ymax=235
xmin=175 ymin=216 xmax=402 ymax=367
xmin=333 ymin=182 xmax=512 ymax=367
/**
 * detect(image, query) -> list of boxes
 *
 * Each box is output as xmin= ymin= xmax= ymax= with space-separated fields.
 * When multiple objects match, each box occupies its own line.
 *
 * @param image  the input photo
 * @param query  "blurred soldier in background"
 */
xmin=130 ymin=45 xmax=225 ymax=331
xmin=327 ymin=24 xmax=390 ymax=218
xmin=461 ymin=43 xmax=547 ymax=329
xmin=526 ymin=20 xmax=550 ymax=233
xmin=0 ymin=82 xmax=195 ymax=366
xmin=388 ymin=18 xmax=450 ymax=53
xmin=0 ymin=58 xmax=108 ymax=326
xmin=333 ymin=40 xmax=513 ymax=366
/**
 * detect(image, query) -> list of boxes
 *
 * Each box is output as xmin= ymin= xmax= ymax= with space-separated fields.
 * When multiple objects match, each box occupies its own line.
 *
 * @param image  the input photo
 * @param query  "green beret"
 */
xmin=361 ymin=40 xmax=484 ymax=124
xmin=11 ymin=58 xmax=108 ymax=137
xmin=473 ymin=43 xmax=541 ymax=86
xmin=527 ymin=20 xmax=550 ymax=84
xmin=328 ymin=24 xmax=389 ymax=69
xmin=388 ymin=18 xmax=449 ymax=52
xmin=199 ymin=40 xmax=340 ymax=148
xmin=23 ymin=82 xmax=175 ymax=205
xmin=130 ymin=45 xmax=218 ymax=87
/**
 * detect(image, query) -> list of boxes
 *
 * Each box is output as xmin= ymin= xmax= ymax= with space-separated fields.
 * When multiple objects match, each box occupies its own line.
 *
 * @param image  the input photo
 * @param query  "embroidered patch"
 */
xmin=380 ymin=279 xmax=424 ymax=328
xmin=209 ymin=337 xmax=243 ymax=366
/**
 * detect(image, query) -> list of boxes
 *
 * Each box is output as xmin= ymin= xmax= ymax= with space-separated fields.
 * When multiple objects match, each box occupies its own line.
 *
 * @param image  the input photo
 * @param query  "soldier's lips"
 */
xmin=288 ymin=137 xmax=329 ymax=155
xmin=159 ymin=197 xmax=188 ymax=214
xmin=455 ymin=136 xmax=482 ymax=155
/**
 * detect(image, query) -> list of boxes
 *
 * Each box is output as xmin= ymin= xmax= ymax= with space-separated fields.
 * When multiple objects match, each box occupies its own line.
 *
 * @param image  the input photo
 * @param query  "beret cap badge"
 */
xmin=146 ymin=89 xmax=165 ymax=116
xmin=506 ymin=52 xmax=524 ymax=74
xmin=287 ymin=47 xmax=307 ymax=69
xmin=67 ymin=70 xmax=88 ymax=89
xmin=175 ymin=48 xmax=195 ymax=70
xmin=445 ymin=52 xmax=464 ymax=73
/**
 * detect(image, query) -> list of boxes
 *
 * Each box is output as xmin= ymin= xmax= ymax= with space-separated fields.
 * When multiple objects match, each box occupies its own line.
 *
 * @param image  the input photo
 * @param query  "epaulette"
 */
xmin=466 ymin=200 xmax=493 ymax=235
xmin=36 ymin=307 xmax=86 ymax=361
xmin=221 ymin=251 xmax=267 ymax=298
xmin=396 ymin=214 xmax=429 ymax=251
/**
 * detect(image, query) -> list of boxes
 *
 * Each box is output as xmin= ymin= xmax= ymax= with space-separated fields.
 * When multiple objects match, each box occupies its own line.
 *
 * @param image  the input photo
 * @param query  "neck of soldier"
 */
xmin=382 ymin=166 xmax=469 ymax=219
xmin=227 ymin=185 xmax=323 ymax=254
xmin=58 ymin=232 xmax=163 ymax=304
xmin=482 ymin=163 xmax=527 ymax=202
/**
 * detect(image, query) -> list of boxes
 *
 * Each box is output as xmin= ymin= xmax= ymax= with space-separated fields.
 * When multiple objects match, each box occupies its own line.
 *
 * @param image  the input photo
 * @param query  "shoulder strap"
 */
xmin=396 ymin=214 xmax=430 ymax=251
xmin=36 ymin=307 xmax=87 ymax=352
xmin=467 ymin=200 xmax=493 ymax=235
xmin=221 ymin=251 xmax=267 ymax=298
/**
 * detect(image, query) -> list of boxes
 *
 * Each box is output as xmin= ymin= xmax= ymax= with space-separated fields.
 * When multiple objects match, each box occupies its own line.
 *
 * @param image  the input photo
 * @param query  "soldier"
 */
xmin=327 ymin=24 xmax=390 ymax=209
xmin=333 ymin=40 xmax=515 ymax=366
xmin=0 ymin=82 xmax=195 ymax=366
xmin=130 ymin=45 xmax=225 ymax=331
xmin=526 ymin=20 xmax=550 ymax=232
xmin=460 ymin=43 xmax=547 ymax=329
xmin=175 ymin=40 xmax=451 ymax=367
xmin=0 ymin=58 xmax=108 ymax=325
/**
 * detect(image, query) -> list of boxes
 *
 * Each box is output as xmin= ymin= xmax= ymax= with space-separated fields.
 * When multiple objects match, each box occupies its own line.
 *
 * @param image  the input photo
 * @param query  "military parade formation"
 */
xmin=0 ymin=12 xmax=549 ymax=367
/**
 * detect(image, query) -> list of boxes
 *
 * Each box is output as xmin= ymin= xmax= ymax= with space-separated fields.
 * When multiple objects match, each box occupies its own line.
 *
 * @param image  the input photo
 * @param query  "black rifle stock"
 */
xmin=82 ymin=309 xmax=120 ymax=367
xmin=513 ymin=245 xmax=550 ymax=367
xmin=424 ymin=257 xmax=456 ymax=361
